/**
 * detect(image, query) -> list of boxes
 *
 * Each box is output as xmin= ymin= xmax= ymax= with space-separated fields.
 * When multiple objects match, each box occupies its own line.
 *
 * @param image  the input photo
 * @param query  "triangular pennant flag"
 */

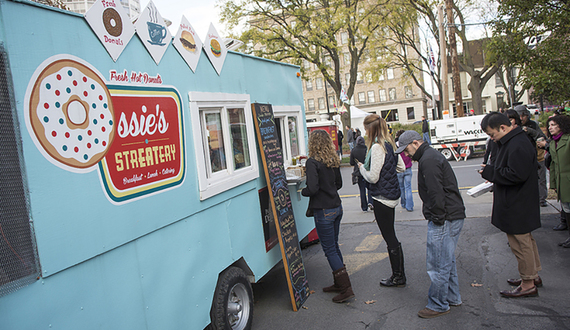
xmin=84 ymin=0 xmax=135 ymax=62
xmin=172 ymin=16 xmax=203 ymax=72
xmin=203 ymin=23 xmax=227 ymax=75
xmin=135 ymin=0 xmax=172 ymax=65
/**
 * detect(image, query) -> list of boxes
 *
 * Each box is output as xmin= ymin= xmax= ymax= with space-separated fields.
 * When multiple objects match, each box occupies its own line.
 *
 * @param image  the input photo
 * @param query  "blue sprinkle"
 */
xmin=59 ymin=118 xmax=64 ymax=124
xmin=94 ymin=138 xmax=99 ymax=144
xmin=93 ymin=119 xmax=98 ymax=125
xmin=145 ymin=139 xmax=148 ymax=144
xmin=46 ymin=83 xmax=51 ymax=90
xmin=62 ymin=145 xmax=67 ymax=151
xmin=83 ymin=154 xmax=88 ymax=160
xmin=109 ymin=120 xmax=113 ymax=126
xmin=43 ymin=116 xmax=49 ymax=123
xmin=78 ymin=135 xmax=83 ymax=141
xmin=55 ymin=102 xmax=60 ymax=108
xmin=103 ymin=103 xmax=108 ymax=109
xmin=91 ymin=84 xmax=95 ymax=90
xmin=67 ymin=70 xmax=72 ymax=76
xmin=66 ymin=87 xmax=71 ymax=93
xmin=92 ymin=103 xmax=96 ymax=109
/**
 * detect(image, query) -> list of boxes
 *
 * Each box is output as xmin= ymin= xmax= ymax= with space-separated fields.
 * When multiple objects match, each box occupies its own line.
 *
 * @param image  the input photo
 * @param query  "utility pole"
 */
xmin=438 ymin=4 xmax=449 ymax=118
xmin=445 ymin=0 xmax=464 ymax=117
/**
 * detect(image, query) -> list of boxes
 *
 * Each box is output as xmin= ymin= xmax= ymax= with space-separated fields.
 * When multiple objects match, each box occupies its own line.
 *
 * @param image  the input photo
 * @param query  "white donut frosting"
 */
xmin=36 ymin=66 xmax=113 ymax=164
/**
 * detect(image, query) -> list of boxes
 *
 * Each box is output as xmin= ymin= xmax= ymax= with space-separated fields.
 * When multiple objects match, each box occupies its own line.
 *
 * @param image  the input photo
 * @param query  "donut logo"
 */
xmin=102 ymin=8 xmax=123 ymax=37
xmin=25 ymin=55 xmax=116 ymax=172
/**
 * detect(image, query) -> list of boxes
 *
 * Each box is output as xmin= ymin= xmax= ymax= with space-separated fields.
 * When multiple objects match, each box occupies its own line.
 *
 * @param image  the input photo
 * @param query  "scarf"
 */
xmin=552 ymin=132 xmax=564 ymax=147
xmin=364 ymin=137 xmax=378 ymax=170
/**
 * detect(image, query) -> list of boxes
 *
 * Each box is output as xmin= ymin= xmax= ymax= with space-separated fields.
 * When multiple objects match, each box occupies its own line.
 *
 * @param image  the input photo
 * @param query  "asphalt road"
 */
xmin=249 ymin=154 xmax=570 ymax=330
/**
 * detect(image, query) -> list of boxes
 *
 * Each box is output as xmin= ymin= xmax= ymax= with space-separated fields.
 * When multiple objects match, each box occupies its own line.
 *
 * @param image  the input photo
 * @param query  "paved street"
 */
xmin=250 ymin=155 xmax=570 ymax=330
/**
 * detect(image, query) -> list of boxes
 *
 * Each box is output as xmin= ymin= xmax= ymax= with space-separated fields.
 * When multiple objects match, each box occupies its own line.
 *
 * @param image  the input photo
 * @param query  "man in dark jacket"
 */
xmin=396 ymin=130 xmax=465 ymax=319
xmin=421 ymin=116 xmax=431 ymax=145
xmin=480 ymin=112 xmax=542 ymax=298
xmin=350 ymin=136 xmax=373 ymax=211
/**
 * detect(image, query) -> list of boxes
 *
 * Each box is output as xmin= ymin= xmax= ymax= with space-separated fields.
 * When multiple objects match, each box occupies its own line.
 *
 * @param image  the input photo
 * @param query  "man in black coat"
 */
xmin=480 ymin=112 xmax=542 ymax=298
xmin=396 ymin=130 xmax=465 ymax=319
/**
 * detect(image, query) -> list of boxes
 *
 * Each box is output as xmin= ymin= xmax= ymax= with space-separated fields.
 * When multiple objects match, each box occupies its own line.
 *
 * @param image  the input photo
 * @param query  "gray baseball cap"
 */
xmin=395 ymin=130 xmax=422 ymax=154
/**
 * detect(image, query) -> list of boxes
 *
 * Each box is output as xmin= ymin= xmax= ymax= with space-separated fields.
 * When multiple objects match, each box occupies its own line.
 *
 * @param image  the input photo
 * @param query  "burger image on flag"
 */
xmin=180 ymin=30 xmax=196 ymax=53
xmin=210 ymin=39 xmax=221 ymax=57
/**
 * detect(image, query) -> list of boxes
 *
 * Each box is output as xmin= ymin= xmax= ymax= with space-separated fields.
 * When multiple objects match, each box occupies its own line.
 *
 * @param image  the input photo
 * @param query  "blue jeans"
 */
xmin=423 ymin=132 xmax=431 ymax=145
xmin=397 ymin=167 xmax=413 ymax=211
xmin=357 ymin=176 xmax=373 ymax=211
xmin=426 ymin=219 xmax=464 ymax=312
xmin=313 ymin=206 xmax=344 ymax=272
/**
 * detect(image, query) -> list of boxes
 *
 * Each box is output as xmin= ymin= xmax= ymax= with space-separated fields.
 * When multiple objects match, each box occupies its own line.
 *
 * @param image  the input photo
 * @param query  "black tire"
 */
xmin=210 ymin=267 xmax=253 ymax=330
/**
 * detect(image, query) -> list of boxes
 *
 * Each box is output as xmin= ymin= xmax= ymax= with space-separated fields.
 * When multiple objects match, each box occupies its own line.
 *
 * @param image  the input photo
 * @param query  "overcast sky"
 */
xmin=140 ymin=0 xmax=226 ymax=38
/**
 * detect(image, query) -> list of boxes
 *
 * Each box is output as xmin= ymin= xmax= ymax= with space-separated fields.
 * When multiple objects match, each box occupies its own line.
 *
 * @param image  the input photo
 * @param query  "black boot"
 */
xmin=553 ymin=211 xmax=568 ymax=231
xmin=380 ymin=243 xmax=406 ymax=287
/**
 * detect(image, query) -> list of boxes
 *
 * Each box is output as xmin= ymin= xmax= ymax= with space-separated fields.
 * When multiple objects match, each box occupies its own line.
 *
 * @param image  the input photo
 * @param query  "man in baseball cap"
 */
xmin=395 ymin=130 xmax=466 ymax=319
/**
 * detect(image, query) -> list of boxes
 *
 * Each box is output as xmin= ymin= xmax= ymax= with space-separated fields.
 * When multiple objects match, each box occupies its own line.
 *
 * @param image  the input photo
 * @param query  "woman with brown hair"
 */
xmin=301 ymin=129 xmax=354 ymax=303
xmin=357 ymin=114 xmax=407 ymax=287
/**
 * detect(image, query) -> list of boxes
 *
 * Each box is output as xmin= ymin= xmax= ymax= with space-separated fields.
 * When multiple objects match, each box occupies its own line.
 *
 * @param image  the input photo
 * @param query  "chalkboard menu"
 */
xmin=251 ymin=103 xmax=310 ymax=311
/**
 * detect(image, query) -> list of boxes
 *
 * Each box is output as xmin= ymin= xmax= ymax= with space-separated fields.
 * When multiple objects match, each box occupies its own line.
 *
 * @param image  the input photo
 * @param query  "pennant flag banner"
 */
xmin=135 ymin=0 xmax=172 ymax=65
xmin=172 ymin=16 xmax=203 ymax=72
xmin=203 ymin=23 xmax=227 ymax=75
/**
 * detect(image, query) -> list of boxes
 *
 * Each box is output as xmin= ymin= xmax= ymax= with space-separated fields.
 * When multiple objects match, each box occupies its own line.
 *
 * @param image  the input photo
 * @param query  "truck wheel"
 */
xmin=210 ymin=267 xmax=253 ymax=330
xmin=440 ymin=148 xmax=453 ymax=160
xmin=459 ymin=147 xmax=472 ymax=159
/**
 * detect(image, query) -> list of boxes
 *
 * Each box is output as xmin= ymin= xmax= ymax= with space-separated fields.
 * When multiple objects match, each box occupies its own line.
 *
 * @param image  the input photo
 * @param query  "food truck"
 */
xmin=0 ymin=1 xmax=312 ymax=329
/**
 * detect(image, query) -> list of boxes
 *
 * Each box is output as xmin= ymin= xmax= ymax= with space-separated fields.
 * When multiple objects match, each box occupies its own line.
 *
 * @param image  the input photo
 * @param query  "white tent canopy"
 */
xmin=350 ymin=106 xmax=370 ymax=137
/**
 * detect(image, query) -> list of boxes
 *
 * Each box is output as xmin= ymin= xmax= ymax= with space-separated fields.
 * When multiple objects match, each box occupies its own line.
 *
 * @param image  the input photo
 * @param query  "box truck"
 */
xmin=429 ymin=115 xmax=488 ymax=161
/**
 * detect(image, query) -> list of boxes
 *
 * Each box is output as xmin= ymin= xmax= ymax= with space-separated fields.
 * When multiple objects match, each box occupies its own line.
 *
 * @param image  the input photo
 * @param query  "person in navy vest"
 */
xmin=356 ymin=114 xmax=407 ymax=288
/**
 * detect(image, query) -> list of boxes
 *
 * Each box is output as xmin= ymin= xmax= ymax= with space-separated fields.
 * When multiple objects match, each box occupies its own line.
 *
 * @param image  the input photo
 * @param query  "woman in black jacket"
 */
xmin=302 ymin=130 xmax=354 ymax=303
xmin=350 ymin=136 xmax=373 ymax=211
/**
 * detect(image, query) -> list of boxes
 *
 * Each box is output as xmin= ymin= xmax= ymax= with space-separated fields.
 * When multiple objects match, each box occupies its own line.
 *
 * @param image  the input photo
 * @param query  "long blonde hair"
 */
xmin=308 ymin=129 xmax=340 ymax=168
xmin=363 ymin=114 xmax=395 ymax=152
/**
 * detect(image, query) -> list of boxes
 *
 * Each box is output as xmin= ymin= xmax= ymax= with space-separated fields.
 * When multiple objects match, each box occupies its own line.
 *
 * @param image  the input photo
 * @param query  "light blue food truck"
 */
xmin=0 ymin=0 xmax=312 ymax=329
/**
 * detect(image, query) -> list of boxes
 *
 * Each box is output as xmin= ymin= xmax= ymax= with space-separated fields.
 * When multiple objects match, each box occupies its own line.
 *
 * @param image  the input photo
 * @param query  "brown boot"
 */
xmin=332 ymin=266 xmax=355 ymax=303
xmin=322 ymin=274 xmax=341 ymax=293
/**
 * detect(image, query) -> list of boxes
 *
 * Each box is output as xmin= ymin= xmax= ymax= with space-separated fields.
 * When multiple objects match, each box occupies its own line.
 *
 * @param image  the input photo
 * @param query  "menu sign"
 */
xmin=251 ymin=103 xmax=309 ymax=311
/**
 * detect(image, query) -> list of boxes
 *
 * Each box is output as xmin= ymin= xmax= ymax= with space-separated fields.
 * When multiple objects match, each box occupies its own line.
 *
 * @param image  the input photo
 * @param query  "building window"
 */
xmin=329 ymin=96 xmax=336 ymax=107
xmin=316 ymin=77 xmax=323 ymax=90
xmin=381 ymin=109 xmax=399 ymax=122
xmin=358 ymin=92 xmax=366 ymax=104
xmin=318 ymin=97 xmax=325 ymax=109
xmin=345 ymin=73 xmax=350 ymax=85
xmin=274 ymin=106 xmax=306 ymax=165
xmin=388 ymin=87 xmax=396 ymax=101
xmin=303 ymin=60 xmax=311 ymax=69
xmin=379 ymin=70 xmax=385 ymax=81
xmin=343 ymin=52 xmax=350 ymax=65
xmin=387 ymin=68 xmax=394 ymax=80
xmin=324 ymin=55 xmax=332 ymax=67
xmin=405 ymin=86 xmax=413 ymax=99
xmin=365 ymin=71 xmax=373 ymax=83
xmin=357 ymin=71 xmax=363 ymax=84
xmin=306 ymin=80 xmax=313 ymax=91
xmin=308 ymin=99 xmax=315 ymax=111
xmin=341 ymin=32 xmax=348 ymax=44
xmin=367 ymin=90 xmax=375 ymax=103
xmin=379 ymin=89 xmax=387 ymax=102
xmin=495 ymin=72 xmax=503 ymax=87
xmin=188 ymin=92 xmax=259 ymax=200
xmin=407 ymin=107 xmax=415 ymax=120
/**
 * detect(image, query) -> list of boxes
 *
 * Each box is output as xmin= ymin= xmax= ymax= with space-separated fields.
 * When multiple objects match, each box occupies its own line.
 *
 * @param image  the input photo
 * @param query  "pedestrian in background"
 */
xmin=346 ymin=125 xmax=355 ymax=151
xmin=396 ymin=130 xmax=465 ymax=319
xmin=357 ymin=114 xmax=407 ymax=288
xmin=395 ymin=130 xmax=414 ymax=212
xmin=337 ymin=128 xmax=344 ymax=159
xmin=543 ymin=115 xmax=570 ymax=247
xmin=421 ymin=116 xmax=431 ymax=145
xmin=301 ymin=130 xmax=354 ymax=303
xmin=480 ymin=112 xmax=542 ymax=298
xmin=350 ymin=136 xmax=373 ymax=212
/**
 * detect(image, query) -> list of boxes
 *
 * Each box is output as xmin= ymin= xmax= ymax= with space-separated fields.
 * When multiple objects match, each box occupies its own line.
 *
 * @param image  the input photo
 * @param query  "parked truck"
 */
xmin=429 ymin=114 xmax=488 ymax=161
xmin=0 ymin=1 xmax=312 ymax=329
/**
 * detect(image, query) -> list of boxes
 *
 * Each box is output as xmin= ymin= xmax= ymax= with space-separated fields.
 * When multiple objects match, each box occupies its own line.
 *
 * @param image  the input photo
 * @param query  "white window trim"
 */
xmin=188 ymin=92 xmax=259 ymax=200
xmin=273 ymin=105 xmax=306 ymax=166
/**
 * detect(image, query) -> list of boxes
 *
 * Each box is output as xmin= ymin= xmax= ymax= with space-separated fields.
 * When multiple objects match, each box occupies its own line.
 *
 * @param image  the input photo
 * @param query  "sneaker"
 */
xmin=417 ymin=307 xmax=450 ymax=319
xmin=368 ymin=203 xmax=374 ymax=211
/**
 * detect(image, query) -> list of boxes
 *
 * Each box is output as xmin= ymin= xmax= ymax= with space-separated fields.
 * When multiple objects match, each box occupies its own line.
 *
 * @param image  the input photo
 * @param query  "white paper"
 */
xmin=84 ymin=0 xmax=135 ymax=62
xmin=172 ymin=16 xmax=203 ymax=72
xmin=467 ymin=181 xmax=493 ymax=198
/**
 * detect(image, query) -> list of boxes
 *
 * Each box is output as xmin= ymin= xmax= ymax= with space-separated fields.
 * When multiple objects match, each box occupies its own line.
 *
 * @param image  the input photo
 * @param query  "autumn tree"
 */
xmin=218 ymin=0 xmax=397 ymax=119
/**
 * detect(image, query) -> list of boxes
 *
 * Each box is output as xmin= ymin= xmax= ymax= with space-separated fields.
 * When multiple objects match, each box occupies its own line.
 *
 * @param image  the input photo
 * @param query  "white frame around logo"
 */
xmin=188 ymin=92 xmax=259 ymax=200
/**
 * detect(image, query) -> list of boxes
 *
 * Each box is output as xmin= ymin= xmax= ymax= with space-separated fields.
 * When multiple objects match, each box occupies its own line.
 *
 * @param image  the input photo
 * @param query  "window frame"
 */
xmin=358 ymin=92 xmax=366 ymax=104
xmin=367 ymin=90 xmax=375 ymax=103
xmin=388 ymin=87 xmax=397 ymax=101
xmin=273 ymin=106 xmax=307 ymax=166
xmin=379 ymin=89 xmax=387 ymax=102
xmin=189 ymin=92 xmax=259 ymax=200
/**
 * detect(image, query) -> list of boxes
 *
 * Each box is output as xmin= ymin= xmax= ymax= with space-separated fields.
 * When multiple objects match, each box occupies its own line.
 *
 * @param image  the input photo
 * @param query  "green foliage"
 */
xmin=492 ymin=0 xmax=570 ymax=104
xmin=389 ymin=122 xmax=422 ymax=137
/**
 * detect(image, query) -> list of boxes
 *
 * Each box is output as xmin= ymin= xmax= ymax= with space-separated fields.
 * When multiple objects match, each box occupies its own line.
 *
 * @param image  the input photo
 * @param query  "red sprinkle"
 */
xmin=87 ymin=143 xmax=91 ymax=149
xmin=65 ymin=132 xmax=70 ymax=138
xmin=56 ymin=74 xmax=61 ymax=80
xmin=83 ymin=91 xmax=88 ymax=97
xmin=100 ymin=114 xmax=104 ymax=119
xmin=74 ymin=146 xmax=79 ymax=153
xmin=44 ymin=103 xmax=49 ymax=109
xmin=101 ymin=127 xmax=106 ymax=132
xmin=99 ymin=95 xmax=103 ymax=101
xmin=102 ymin=141 xmax=107 ymax=147
xmin=55 ymin=90 xmax=60 ymax=96
xmin=83 ymin=77 xmax=87 ymax=82
xmin=51 ymin=131 xmax=57 ymax=137
xmin=73 ymin=80 xmax=78 ymax=86
xmin=87 ymin=130 xmax=92 ymax=136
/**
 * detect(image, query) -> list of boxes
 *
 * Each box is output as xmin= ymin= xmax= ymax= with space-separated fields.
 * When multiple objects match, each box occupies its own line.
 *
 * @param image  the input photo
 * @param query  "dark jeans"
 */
xmin=313 ymin=206 xmax=344 ymax=272
xmin=372 ymin=200 xmax=400 ymax=249
xmin=357 ymin=176 xmax=373 ymax=211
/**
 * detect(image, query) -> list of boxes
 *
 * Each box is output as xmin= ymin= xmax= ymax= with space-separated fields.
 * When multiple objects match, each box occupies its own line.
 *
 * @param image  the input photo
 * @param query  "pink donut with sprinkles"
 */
xmin=29 ymin=59 xmax=115 ymax=169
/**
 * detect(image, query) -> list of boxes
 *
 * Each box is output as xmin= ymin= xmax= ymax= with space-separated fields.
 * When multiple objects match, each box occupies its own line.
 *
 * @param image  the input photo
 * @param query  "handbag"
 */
xmin=351 ymin=172 xmax=359 ymax=185
xmin=306 ymin=206 xmax=314 ymax=217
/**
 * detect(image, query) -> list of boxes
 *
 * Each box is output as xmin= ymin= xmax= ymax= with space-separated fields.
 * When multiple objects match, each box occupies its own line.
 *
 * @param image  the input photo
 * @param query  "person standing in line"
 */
xmin=350 ymin=136 xmax=374 ymax=212
xmin=395 ymin=130 xmax=414 ymax=212
xmin=540 ymin=115 xmax=570 ymax=247
xmin=301 ymin=130 xmax=354 ymax=303
xmin=337 ymin=128 xmax=344 ymax=159
xmin=421 ymin=116 xmax=431 ymax=145
xmin=356 ymin=114 xmax=407 ymax=288
xmin=346 ymin=125 xmax=355 ymax=151
xmin=395 ymin=130 xmax=465 ymax=318
xmin=479 ymin=112 xmax=542 ymax=298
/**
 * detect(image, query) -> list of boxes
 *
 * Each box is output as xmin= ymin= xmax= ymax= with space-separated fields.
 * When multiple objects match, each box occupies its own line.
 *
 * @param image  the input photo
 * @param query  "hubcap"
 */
xmin=227 ymin=283 xmax=250 ymax=330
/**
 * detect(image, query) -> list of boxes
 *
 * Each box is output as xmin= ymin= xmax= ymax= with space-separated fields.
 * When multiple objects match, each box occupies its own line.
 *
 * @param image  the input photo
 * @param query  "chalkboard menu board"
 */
xmin=251 ymin=103 xmax=310 ymax=311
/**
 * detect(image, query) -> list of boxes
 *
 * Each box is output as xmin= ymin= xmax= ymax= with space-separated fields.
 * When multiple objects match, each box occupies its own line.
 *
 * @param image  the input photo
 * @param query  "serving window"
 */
xmin=273 ymin=106 xmax=306 ymax=166
xmin=189 ymin=92 xmax=258 ymax=200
